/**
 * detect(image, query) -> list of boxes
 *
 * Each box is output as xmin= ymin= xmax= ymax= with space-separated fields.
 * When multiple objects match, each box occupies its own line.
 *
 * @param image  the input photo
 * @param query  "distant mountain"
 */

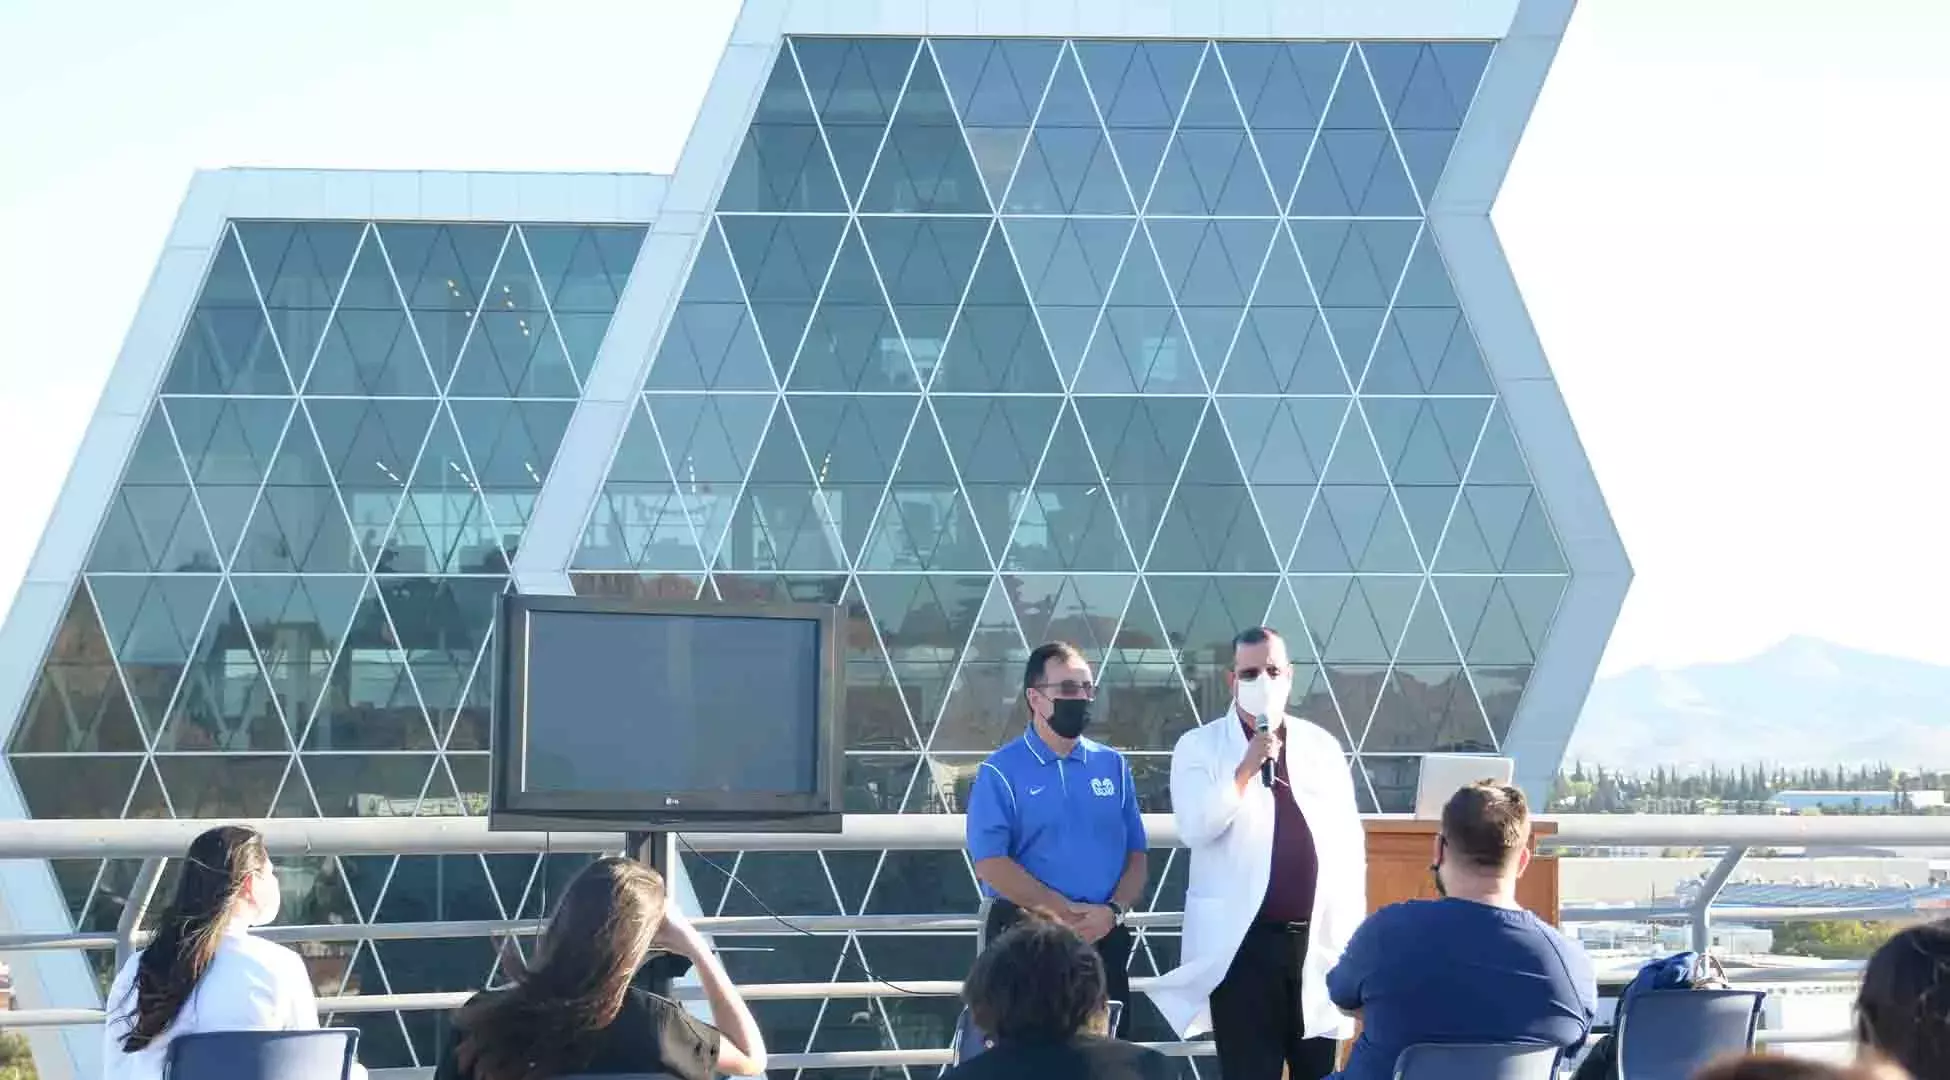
xmin=1565 ymin=636 xmax=1950 ymax=771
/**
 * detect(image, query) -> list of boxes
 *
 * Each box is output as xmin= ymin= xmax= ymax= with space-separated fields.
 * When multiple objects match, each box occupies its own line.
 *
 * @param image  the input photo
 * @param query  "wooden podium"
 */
xmin=1363 ymin=818 xmax=1561 ymax=921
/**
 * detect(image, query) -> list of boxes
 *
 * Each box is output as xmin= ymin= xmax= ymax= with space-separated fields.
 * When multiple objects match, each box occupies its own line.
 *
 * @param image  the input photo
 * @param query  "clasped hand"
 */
xmin=1036 ymin=901 xmax=1117 ymax=943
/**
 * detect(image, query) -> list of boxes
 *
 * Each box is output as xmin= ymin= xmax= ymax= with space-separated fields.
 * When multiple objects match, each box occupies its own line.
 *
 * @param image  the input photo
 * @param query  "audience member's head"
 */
xmin=1855 ymin=918 xmax=1950 ymax=1079
xmin=456 ymin=857 xmax=669 ymax=1080
xmin=117 ymin=824 xmax=277 ymax=1051
xmin=1692 ymin=1053 xmax=1909 ymax=1080
xmin=1433 ymin=781 xmax=1533 ymax=898
xmin=964 ymin=918 xmax=1111 ymax=1042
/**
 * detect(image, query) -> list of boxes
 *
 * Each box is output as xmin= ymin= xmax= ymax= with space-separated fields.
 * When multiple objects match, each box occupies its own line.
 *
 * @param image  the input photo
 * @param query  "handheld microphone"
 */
xmin=1257 ymin=715 xmax=1274 ymax=789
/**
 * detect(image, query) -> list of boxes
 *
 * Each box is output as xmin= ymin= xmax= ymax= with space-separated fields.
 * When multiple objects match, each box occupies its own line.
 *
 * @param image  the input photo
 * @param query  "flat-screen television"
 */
xmin=490 ymin=593 xmax=845 ymax=833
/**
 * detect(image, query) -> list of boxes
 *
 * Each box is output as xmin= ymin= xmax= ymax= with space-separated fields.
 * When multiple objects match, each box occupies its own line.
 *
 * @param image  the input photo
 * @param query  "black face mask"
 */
xmin=1046 ymin=697 xmax=1093 ymax=739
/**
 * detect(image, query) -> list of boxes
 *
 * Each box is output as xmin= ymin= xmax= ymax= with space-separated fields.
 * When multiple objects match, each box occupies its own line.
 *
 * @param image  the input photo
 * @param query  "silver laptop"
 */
xmin=1413 ymin=754 xmax=1515 ymax=819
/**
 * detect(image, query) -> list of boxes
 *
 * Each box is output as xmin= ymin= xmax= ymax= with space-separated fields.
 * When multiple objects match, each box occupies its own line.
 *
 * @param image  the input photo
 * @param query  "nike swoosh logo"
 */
xmin=1028 ymin=787 xmax=1046 ymax=796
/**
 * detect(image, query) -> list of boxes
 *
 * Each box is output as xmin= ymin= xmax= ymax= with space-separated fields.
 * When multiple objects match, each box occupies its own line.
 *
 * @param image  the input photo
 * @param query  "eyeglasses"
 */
xmin=1033 ymin=680 xmax=1096 ymax=699
xmin=1235 ymin=665 xmax=1286 ymax=681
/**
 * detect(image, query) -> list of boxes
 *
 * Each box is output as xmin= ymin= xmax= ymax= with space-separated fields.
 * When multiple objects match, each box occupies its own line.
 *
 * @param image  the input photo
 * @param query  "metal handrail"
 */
xmin=0 ymin=813 xmax=1930 ymax=1064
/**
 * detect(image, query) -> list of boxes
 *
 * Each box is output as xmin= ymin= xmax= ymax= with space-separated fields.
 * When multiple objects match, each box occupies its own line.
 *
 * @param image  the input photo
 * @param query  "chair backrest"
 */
xmin=1616 ymin=989 xmax=1766 ymax=1080
xmin=951 ymin=1006 xmax=992 ymax=1064
xmin=164 ymin=1028 xmax=359 ymax=1080
xmin=1392 ymin=1041 xmax=1561 ymax=1080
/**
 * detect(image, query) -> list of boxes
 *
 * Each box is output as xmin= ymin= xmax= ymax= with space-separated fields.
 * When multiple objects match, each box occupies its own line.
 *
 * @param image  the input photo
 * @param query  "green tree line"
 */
xmin=1552 ymin=763 xmax=1950 ymax=814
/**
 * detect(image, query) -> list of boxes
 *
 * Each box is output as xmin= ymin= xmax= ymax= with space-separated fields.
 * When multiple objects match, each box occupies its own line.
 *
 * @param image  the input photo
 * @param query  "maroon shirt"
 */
xmin=1241 ymin=713 xmax=1319 ymax=923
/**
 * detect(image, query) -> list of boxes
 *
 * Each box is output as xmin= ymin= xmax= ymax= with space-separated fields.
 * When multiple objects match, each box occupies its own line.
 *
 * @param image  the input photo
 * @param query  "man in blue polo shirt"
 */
xmin=965 ymin=641 xmax=1149 ymax=1036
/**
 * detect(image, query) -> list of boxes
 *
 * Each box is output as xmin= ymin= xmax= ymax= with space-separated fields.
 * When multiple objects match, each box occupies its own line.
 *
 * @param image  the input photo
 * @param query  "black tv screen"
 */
xmin=491 ymin=594 xmax=844 ymax=832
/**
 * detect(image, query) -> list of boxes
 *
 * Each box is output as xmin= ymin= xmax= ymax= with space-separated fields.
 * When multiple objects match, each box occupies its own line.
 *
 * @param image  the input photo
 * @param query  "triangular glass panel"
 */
xmin=384 ymin=405 xmax=506 ymax=575
xmin=787 ymin=394 xmax=917 ymax=562
xmin=1001 ymin=216 xmax=1133 ymax=380
xmin=451 ymin=398 xmax=576 ymax=550
xmin=1148 ymin=218 xmax=1274 ymax=385
xmin=1433 ymin=485 xmax=1501 ymax=573
xmin=1307 ymin=485 xmax=1423 ymax=574
xmin=861 ymin=45 xmax=990 ymax=213
xmin=228 ymin=575 xmax=364 ymax=745
xmin=380 ymin=223 xmax=509 ymax=388
xmin=860 ymin=404 xmax=991 ymax=572
xmin=448 ymin=230 xmax=578 ymax=397
xmin=645 ymin=392 xmax=776 ymax=569
xmin=1147 ymin=405 xmax=1276 ymax=573
xmin=712 ymin=405 xmax=845 ymax=572
xmin=932 ymin=39 xmax=1061 ymax=207
xmin=391 ymin=576 xmax=497 ymax=749
xmin=1463 ymin=404 xmax=1533 ymax=485
xmin=303 ymin=228 xmax=437 ymax=396
xmin=152 ymin=584 xmax=292 ymax=752
xmin=1220 ymin=42 xmax=1347 ymax=208
xmin=231 ymin=413 xmax=362 ymax=574
xmin=585 ymin=402 xmax=703 ymax=573
xmin=301 ymin=398 xmax=436 ymax=571
xmin=236 ymin=222 xmax=364 ymax=372
xmin=793 ymin=37 xmax=919 ymax=203
xmin=302 ymin=588 xmax=437 ymax=755
xmin=1006 ymin=45 xmax=1136 ymax=213
xmin=303 ymin=753 xmax=439 ymax=817
xmin=125 ymin=758 xmax=171 ymax=818
xmin=154 ymin=754 xmax=290 ymax=817
xmin=1218 ymin=229 xmax=1346 ymax=394
xmin=1502 ymin=491 xmax=1567 ymax=573
xmin=1394 ymin=484 xmax=1459 ymax=569
xmin=1075 ymin=228 xmax=1202 ymax=394
xmin=1362 ymin=42 xmax=1492 ymax=201
xmin=858 ymin=215 xmax=988 ymax=388
xmin=1504 ymin=575 xmax=1568 ymax=656
xmin=717 ymin=47 xmax=849 ymax=213
xmin=719 ymin=215 xmax=847 ymax=373
xmin=933 ymin=396 xmax=1061 ymax=569
xmin=1147 ymin=52 xmax=1279 ymax=216
xmin=162 ymin=227 xmax=293 ymax=395
xmin=1216 ymin=396 xmax=1345 ymax=564
xmin=88 ymin=574 xmax=220 ymax=738
xmin=1373 ymin=309 xmax=1493 ymax=396
xmin=1006 ymin=574 xmax=1137 ymax=662
xmin=932 ymin=663 xmax=1026 ymax=754
xmin=934 ymin=220 xmax=1064 ymax=393
xmin=645 ymin=222 xmax=777 ymax=391
xmin=520 ymin=224 xmax=644 ymax=316
xmin=1363 ymin=666 xmax=1493 ymax=753
xmin=1004 ymin=402 xmax=1136 ymax=572
xmin=1290 ymin=576 xmax=1378 ymax=664
xmin=1148 ymin=575 xmax=1282 ymax=673
xmin=1392 ymin=579 xmax=1463 ymax=666
xmin=961 ymin=573 xmax=1030 ymax=663
xmin=857 ymin=574 xmax=990 ymax=745
xmin=11 ymin=759 xmax=141 ymax=824
xmin=1098 ymin=581 xmax=1198 ymax=739
xmin=1292 ymin=49 xmax=1422 ymax=216
xmin=1074 ymin=395 xmax=1202 ymax=567
xmin=7 ymin=585 xmax=145 ymax=754
xmin=1471 ymin=665 xmax=1531 ymax=746
xmin=163 ymin=396 xmax=291 ymax=489
xmin=1074 ymin=41 xmax=1201 ymax=206
xmin=1291 ymin=220 xmax=1418 ymax=374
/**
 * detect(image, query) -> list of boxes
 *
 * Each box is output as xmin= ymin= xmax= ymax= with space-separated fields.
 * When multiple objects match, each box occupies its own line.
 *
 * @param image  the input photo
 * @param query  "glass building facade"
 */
xmin=1 ymin=8 xmax=1624 ymax=1077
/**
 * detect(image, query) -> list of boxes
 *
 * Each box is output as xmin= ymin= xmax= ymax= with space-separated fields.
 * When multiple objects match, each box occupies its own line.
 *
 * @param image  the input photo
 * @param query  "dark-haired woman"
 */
xmin=947 ymin=919 xmax=1184 ymax=1080
xmin=1856 ymin=917 xmax=1950 ymax=1079
xmin=102 ymin=825 xmax=362 ymax=1080
xmin=436 ymin=856 xmax=765 ymax=1080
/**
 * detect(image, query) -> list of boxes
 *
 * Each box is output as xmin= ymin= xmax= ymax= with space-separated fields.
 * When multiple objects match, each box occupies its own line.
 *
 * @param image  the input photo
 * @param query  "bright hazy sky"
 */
xmin=1 ymin=0 xmax=1944 ymax=677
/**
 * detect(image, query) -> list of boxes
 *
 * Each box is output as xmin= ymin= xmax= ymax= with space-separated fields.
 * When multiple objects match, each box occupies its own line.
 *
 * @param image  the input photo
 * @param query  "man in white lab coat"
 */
xmin=1147 ymin=627 xmax=1366 ymax=1080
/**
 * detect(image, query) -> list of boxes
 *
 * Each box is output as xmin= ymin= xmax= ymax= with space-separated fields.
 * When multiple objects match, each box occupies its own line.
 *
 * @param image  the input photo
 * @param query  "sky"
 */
xmin=0 ymin=0 xmax=1945 ymax=678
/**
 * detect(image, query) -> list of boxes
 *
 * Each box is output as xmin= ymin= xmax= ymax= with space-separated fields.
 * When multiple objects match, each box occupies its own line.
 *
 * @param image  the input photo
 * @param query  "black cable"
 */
xmin=675 ymin=834 xmax=935 ymax=998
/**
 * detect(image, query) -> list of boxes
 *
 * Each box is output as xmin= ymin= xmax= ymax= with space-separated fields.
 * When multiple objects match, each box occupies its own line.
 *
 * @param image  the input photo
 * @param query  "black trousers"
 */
xmin=984 ymin=899 xmax=1134 ymax=1038
xmin=1209 ymin=922 xmax=1339 ymax=1080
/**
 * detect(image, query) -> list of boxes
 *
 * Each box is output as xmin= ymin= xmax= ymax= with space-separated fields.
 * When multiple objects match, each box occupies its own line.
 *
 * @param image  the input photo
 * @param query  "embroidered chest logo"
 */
xmin=1090 ymin=777 xmax=1116 ymax=797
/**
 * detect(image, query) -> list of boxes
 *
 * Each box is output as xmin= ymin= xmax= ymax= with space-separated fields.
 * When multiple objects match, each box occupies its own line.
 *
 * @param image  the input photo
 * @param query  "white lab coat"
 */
xmin=1147 ymin=709 xmax=1367 ymax=1041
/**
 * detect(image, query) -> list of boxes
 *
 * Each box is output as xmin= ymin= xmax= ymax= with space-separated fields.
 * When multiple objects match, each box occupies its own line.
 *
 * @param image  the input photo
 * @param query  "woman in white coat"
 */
xmin=1146 ymin=627 xmax=1366 ymax=1080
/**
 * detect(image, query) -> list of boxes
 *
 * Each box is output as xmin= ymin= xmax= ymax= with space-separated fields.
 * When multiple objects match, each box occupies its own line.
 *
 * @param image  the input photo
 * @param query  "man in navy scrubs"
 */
xmin=965 ymin=641 xmax=1149 ymax=1035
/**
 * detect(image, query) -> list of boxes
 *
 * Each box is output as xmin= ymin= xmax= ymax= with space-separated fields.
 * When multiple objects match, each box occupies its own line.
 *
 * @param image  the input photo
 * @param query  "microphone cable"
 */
xmin=674 ymin=833 xmax=934 ymax=998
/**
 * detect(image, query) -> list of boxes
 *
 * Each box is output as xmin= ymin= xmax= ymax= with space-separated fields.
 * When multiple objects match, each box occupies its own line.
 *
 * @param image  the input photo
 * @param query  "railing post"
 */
xmin=1689 ymin=845 xmax=1747 ymax=954
xmin=115 ymin=857 xmax=167 ymax=969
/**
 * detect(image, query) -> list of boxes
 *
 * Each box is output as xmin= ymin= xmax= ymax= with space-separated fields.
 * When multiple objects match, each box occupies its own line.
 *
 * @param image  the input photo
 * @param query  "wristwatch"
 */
xmin=1107 ymin=901 xmax=1127 ymax=925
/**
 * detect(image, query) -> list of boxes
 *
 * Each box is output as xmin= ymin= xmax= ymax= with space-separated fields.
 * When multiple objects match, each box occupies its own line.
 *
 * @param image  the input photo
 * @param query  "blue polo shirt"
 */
xmin=965 ymin=729 xmax=1147 ymax=905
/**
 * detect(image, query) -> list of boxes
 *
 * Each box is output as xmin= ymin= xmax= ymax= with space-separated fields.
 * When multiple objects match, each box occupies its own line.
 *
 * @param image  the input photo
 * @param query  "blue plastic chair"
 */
xmin=1391 ymin=1042 xmax=1560 ymax=1080
xmin=1615 ymin=989 xmax=1765 ymax=1080
xmin=164 ymin=1028 xmax=359 ymax=1080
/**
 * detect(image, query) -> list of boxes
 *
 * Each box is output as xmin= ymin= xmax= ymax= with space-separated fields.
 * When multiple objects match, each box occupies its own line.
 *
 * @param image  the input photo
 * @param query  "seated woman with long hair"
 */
xmin=102 ymin=824 xmax=362 ymax=1080
xmin=436 ymin=856 xmax=765 ymax=1080
xmin=1855 ymin=917 xmax=1950 ymax=1080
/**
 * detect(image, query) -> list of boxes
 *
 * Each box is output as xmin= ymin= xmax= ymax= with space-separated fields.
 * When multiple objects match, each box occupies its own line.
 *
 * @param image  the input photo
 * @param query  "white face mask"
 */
xmin=1235 ymin=675 xmax=1291 ymax=724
